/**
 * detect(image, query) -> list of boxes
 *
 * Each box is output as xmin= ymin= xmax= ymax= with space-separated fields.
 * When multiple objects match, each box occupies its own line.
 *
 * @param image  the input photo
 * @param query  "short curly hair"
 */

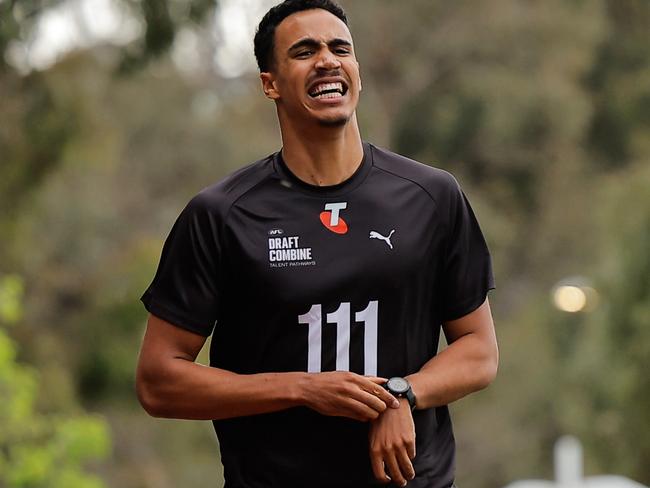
xmin=254 ymin=0 xmax=348 ymax=73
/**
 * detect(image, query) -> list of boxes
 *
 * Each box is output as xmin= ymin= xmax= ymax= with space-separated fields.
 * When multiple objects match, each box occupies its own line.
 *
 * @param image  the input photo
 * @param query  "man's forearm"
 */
xmin=137 ymin=358 xmax=307 ymax=420
xmin=137 ymin=358 xmax=312 ymax=420
xmin=367 ymin=329 xmax=497 ymax=486
xmin=407 ymin=330 xmax=498 ymax=409
xmin=137 ymin=359 xmax=400 ymax=421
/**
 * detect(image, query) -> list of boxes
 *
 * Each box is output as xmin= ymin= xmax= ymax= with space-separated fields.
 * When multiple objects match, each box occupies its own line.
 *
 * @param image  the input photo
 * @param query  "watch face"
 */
xmin=387 ymin=377 xmax=409 ymax=394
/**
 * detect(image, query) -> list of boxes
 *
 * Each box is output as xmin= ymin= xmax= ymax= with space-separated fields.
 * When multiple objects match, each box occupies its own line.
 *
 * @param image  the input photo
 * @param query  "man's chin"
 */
xmin=316 ymin=114 xmax=351 ymax=128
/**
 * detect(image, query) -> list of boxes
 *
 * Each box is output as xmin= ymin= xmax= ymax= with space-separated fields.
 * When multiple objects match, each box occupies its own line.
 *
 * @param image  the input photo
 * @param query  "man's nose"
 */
xmin=315 ymin=49 xmax=341 ymax=70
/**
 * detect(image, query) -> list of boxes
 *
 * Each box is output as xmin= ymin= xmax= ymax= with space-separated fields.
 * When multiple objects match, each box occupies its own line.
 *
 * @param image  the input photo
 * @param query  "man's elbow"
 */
xmin=476 ymin=347 xmax=499 ymax=390
xmin=136 ymin=372 xmax=171 ymax=418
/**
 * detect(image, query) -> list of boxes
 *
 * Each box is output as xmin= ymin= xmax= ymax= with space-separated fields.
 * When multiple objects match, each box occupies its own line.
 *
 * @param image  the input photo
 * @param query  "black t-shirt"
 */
xmin=141 ymin=142 xmax=494 ymax=488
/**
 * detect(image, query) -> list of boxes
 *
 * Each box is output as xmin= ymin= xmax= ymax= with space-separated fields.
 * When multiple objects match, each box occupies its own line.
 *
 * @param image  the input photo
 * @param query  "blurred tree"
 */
xmin=5 ymin=52 xmax=259 ymax=486
xmin=119 ymin=0 xmax=217 ymax=72
xmin=0 ymin=1 xmax=63 ymax=74
xmin=561 ymin=161 xmax=650 ymax=482
xmin=0 ymin=0 xmax=219 ymax=262
xmin=0 ymin=71 xmax=75 ymax=221
xmin=0 ymin=0 xmax=217 ymax=73
xmin=585 ymin=0 xmax=650 ymax=168
xmin=0 ymin=274 xmax=112 ymax=488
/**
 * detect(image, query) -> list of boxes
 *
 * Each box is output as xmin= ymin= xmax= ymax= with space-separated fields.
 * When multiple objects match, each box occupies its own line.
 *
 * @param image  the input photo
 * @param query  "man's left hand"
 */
xmin=369 ymin=398 xmax=416 ymax=486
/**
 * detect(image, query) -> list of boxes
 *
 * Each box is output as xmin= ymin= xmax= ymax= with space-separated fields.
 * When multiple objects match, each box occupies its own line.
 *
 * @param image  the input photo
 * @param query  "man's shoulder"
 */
xmin=368 ymin=143 xmax=461 ymax=202
xmin=187 ymin=153 xmax=277 ymax=215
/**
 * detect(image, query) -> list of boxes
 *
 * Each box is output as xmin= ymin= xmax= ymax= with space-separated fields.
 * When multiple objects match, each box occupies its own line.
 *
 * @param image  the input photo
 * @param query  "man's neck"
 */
xmin=278 ymin=115 xmax=364 ymax=187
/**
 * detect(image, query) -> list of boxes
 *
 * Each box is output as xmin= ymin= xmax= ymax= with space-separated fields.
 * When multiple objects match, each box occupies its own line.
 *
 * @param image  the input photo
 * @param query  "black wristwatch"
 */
xmin=383 ymin=377 xmax=417 ymax=411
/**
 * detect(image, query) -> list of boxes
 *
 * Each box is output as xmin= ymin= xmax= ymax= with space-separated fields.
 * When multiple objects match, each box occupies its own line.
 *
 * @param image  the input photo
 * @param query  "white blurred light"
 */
xmin=27 ymin=4 xmax=83 ymax=69
xmin=79 ymin=0 xmax=138 ymax=40
xmin=172 ymin=27 xmax=202 ymax=74
xmin=551 ymin=277 xmax=599 ymax=313
xmin=212 ymin=0 xmax=276 ymax=77
xmin=553 ymin=286 xmax=587 ymax=313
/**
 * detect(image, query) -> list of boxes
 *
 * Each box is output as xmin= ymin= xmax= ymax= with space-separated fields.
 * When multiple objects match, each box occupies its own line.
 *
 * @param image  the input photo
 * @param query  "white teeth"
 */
xmin=314 ymin=91 xmax=343 ymax=99
xmin=310 ymin=82 xmax=344 ymax=97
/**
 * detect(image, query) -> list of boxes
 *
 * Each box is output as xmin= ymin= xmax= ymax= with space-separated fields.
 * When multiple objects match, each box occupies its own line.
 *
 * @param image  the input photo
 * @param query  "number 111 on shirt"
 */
xmin=298 ymin=301 xmax=378 ymax=376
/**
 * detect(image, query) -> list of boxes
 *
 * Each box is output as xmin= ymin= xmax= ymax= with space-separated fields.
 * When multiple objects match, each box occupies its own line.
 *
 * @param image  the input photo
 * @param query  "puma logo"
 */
xmin=369 ymin=230 xmax=395 ymax=250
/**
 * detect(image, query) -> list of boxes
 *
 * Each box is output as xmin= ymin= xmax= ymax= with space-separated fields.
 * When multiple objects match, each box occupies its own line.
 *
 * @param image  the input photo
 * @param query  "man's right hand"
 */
xmin=299 ymin=372 xmax=400 ymax=422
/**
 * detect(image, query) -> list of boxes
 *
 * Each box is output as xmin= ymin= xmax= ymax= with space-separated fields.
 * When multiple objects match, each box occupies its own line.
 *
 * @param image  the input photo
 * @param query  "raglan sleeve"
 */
xmin=140 ymin=193 xmax=223 ymax=337
xmin=439 ymin=175 xmax=495 ymax=322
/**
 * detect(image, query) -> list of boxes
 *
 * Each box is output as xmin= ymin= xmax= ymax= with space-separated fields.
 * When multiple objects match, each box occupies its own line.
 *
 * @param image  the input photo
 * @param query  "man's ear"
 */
xmin=260 ymin=72 xmax=280 ymax=100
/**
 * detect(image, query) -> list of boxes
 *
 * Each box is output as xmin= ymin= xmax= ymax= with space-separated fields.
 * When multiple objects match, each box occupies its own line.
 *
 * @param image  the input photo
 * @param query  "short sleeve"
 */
xmin=141 ymin=194 xmax=222 ymax=336
xmin=440 ymin=177 xmax=495 ymax=321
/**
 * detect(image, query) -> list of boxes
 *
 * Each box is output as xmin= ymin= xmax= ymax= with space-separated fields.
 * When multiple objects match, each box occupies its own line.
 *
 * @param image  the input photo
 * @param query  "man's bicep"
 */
xmin=140 ymin=313 xmax=208 ymax=365
xmin=442 ymin=297 xmax=495 ymax=345
xmin=136 ymin=314 xmax=209 ymax=415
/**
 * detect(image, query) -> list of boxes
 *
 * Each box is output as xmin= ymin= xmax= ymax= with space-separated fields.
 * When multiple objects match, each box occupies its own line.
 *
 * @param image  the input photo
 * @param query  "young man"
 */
xmin=136 ymin=1 xmax=498 ymax=487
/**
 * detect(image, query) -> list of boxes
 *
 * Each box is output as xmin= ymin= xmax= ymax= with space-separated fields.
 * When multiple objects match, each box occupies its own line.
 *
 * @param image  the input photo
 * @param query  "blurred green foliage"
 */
xmin=0 ymin=0 xmax=649 ymax=487
xmin=0 ymin=275 xmax=111 ymax=488
xmin=564 ymin=163 xmax=650 ymax=475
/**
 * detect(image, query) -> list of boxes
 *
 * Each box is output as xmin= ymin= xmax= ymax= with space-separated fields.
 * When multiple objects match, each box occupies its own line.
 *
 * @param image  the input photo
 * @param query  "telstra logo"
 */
xmin=320 ymin=202 xmax=348 ymax=234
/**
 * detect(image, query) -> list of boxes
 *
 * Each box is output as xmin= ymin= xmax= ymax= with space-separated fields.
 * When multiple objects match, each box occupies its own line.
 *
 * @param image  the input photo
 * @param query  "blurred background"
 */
xmin=1 ymin=0 xmax=649 ymax=487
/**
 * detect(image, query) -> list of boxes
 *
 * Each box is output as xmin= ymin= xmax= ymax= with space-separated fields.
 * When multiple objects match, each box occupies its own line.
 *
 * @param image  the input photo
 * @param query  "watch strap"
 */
xmin=405 ymin=387 xmax=417 ymax=411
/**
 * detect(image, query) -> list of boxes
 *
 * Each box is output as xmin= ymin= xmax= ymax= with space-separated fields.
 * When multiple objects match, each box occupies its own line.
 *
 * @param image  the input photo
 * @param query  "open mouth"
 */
xmin=308 ymin=81 xmax=348 ymax=99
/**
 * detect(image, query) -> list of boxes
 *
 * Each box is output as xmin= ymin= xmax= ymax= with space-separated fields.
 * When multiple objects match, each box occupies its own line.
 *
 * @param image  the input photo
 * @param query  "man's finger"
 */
xmin=362 ymin=378 xmax=400 ymax=408
xmin=376 ymin=387 xmax=400 ymax=409
xmin=345 ymin=398 xmax=380 ymax=421
xmin=396 ymin=446 xmax=416 ymax=481
xmin=385 ymin=452 xmax=407 ymax=487
xmin=367 ymin=376 xmax=389 ymax=384
xmin=407 ymin=440 xmax=416 ymax=460
xmin=370 ymin=451 xmax=391 ymax=484
xmin=355 ymin=390 xmax=390 ymax=413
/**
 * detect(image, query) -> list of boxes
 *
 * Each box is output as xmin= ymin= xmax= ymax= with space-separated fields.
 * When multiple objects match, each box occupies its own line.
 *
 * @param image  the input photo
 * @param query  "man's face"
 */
xmin=261 ymin=9 xmax=361 ymax=128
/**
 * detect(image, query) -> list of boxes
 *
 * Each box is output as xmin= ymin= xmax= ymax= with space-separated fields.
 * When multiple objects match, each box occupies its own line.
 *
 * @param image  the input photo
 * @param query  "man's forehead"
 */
xmin=275 ymin=9 xmax=353 ymax=48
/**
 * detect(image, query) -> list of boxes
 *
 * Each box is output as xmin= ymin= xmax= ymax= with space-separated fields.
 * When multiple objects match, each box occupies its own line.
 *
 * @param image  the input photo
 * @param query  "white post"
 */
xmin=555 ymin=436 xmax=583 ymax=486
xmin=501 ymin=436 xmax=648 ymax=488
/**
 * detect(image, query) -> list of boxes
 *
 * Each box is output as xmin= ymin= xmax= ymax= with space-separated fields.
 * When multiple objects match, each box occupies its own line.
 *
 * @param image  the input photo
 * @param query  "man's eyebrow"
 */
xmin=288 ymin=37 xmax=352 ymax=53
